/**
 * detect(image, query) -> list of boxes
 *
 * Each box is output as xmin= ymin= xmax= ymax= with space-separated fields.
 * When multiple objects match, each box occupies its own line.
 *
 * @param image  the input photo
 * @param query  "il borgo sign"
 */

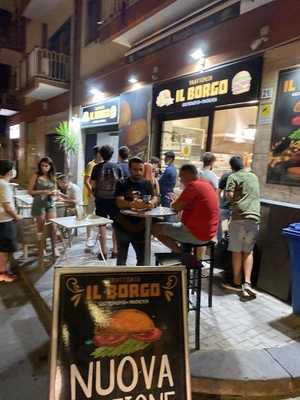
xmin=49 ymin=267 xmax=191 ymax=400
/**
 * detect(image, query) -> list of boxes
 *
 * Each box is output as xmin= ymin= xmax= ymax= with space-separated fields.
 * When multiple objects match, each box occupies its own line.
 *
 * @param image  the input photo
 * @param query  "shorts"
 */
xmin=0 ymin=221 xmax=17 ymax=252
xmin=158 ymin=222 xmax=208 ymax=245
xmin=31 ymin=199 xmax=55 ymax=217
xmin=228 ymin=219 xmax=259 ymax=253
xmin=95 ymin=198 xmax=118 ymax=220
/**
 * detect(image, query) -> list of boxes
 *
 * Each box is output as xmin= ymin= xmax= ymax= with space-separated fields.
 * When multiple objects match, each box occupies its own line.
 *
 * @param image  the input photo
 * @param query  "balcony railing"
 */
xmin=16 ymin=48 xmax=70 ymax=91
xmin=101 ymin=0 xmax=140 ymax=21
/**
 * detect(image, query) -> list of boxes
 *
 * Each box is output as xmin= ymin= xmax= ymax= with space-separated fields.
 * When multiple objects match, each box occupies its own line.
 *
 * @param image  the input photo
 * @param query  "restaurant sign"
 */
xmin=49 ymin=267 xmax=191 ymax=400
xmin=152 ymin=57 xmax=262 ymax=115
xmin=267 ymin=68 xmax=300 ymax=186
xmin=81 ymin=97 xmax=120 ymax=128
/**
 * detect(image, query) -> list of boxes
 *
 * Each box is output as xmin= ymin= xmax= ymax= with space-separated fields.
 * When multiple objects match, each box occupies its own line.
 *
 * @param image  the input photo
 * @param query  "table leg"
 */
xmin=144 ymin=217 xmax=152 ymax=265
xmin=96 ymin=233 xmax=107 ymax=264
xmin=56 ymin=226 xmax=68 ymax=260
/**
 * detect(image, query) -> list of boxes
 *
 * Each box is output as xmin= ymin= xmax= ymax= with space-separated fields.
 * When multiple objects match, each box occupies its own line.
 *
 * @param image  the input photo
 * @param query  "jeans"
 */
xmin=114 ymin=224 xmax=145 ymax=265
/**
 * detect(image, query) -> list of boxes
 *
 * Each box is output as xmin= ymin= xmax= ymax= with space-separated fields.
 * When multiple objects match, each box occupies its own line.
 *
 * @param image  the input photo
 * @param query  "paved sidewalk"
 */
xmin=14 ymin=228 xmax=300 ymax=398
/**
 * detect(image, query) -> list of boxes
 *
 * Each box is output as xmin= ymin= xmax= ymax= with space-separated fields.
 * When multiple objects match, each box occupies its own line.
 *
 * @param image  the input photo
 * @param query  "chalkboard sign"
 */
xmin=49 ymin=266 xmax=191 ymax=400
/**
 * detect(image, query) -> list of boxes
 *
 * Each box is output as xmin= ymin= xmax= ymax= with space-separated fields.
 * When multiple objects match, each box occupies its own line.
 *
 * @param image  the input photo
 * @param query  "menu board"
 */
xmin=49 ymin=267 xmax=191 ymax=400
xmin=267 ymin=68 xmax=300 ymax=186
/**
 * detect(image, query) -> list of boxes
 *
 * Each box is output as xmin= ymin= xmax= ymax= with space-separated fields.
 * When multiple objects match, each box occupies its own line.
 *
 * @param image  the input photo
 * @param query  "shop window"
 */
xmin=211 ymin=106 xmax=258 ymax=176
xmin=161 ymin=116 xmax=209 ymax=172
xmin=86 ymin=0 xmax=102 ymax=44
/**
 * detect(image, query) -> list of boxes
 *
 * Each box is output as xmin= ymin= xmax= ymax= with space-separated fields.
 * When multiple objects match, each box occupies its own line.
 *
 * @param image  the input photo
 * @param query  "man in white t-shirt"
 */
xmin=57 ymin=175 xmax=83 ymax=216
xmin=198 ymin=152 xmax=219 ymax=190
xmin=0 ymin=160 xmax=22 ymax=282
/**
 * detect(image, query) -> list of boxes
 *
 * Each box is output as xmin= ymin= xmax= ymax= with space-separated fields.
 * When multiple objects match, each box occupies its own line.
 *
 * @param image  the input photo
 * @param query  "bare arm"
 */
xmin=85 ymin=175 xmax=93 ymax=194
xmin=116 ymin=195 xmax=133 ymax=209
xmin=171 ymin=199 xmax=186 ymax=212
xmin=28 ymin=174 xmax=52 ymax=196
xmin=3 ymin=202 xmax=22 ymax=221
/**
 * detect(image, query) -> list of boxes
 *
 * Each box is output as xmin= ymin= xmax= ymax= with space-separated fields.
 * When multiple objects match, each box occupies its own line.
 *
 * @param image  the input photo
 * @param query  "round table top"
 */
xmin=121 ymin=206 xmax=176 ymax=218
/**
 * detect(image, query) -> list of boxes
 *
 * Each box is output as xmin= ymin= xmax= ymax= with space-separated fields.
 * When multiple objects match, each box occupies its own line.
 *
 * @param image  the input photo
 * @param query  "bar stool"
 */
xmin=155 ymin=240 xmax=215 ymax=350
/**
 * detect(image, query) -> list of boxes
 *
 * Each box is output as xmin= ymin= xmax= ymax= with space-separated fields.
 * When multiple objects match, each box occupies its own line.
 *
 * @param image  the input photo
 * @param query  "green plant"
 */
xmin=55 ymin=121 xmax=79 ymax=154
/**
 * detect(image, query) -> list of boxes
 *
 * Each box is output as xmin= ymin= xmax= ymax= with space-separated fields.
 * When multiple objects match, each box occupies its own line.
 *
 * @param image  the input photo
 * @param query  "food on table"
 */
xmin=91 ymin=309 xmax=162 ymax=358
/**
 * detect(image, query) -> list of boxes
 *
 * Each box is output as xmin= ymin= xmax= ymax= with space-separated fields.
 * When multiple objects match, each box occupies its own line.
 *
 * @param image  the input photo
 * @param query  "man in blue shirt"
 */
xmin=159 ymin=151 xmax=177 ymax=207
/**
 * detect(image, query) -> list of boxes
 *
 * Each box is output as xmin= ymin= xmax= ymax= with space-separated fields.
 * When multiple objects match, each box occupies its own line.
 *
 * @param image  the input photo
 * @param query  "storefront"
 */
xmin=81 ymin=97 xmax=120 ymax=163
xmin=152 ymin=56 xmax=263 ymax=176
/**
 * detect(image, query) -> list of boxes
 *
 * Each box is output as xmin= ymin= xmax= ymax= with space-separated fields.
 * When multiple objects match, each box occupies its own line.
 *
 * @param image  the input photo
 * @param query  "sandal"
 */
xmin=97 ymin=253 xmax=107 ymax=261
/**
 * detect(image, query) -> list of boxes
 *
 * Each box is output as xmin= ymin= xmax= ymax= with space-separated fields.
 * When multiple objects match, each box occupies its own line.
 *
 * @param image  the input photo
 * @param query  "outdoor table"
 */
xmin=49 ymin=215 xmax=112 ymax=262
xmin=15 ymin=194 xmax=69 ymax=215
xmin=121 ymin=206 xmax=176 ymax=265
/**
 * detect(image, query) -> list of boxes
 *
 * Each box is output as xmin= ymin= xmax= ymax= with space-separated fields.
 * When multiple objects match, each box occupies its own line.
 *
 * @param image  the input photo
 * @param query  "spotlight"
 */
xmin=128 ymin=76 xmax=138 ymax=84
xmin=190 ymin=48 xmax=204 ymax=61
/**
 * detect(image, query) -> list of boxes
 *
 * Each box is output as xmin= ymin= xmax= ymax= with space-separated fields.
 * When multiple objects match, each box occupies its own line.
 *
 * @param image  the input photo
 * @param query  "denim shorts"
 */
xmin=228 ymin=219 xmax=259 ymax=253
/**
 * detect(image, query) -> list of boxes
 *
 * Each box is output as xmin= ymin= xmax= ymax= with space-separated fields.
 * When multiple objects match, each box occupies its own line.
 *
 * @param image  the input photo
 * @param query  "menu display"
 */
xmin=267 ymin=68 xmax=300 ymax=186
xmin=49 ymin=267 xmax=191 ymax=400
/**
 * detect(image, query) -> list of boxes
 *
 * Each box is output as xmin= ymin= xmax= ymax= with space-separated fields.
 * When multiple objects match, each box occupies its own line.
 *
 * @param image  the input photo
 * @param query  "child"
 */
xmin=0 ymin=160 xmax=22 ymax=282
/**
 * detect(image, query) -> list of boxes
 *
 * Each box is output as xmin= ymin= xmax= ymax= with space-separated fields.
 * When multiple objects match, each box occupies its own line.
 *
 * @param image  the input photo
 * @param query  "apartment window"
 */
xmin=49 ymin=18 xmax=71 ymax=55
xmin=86 ymin=0 xmax=102 ymax=44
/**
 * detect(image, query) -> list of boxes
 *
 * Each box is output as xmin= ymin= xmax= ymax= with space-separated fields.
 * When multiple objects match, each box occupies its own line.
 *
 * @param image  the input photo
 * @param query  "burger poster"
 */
xmin=152 ymin=57 xmax=262 ymax=115
xmin=49 ymin=267 xmax=191 ymax=400
xmin=267 ymin=68 xmax=300 ymax=186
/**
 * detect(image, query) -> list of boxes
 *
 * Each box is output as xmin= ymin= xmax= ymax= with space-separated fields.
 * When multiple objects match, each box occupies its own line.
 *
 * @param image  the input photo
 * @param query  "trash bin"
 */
xmin=282 ymin=223 xmax=300 ymax=315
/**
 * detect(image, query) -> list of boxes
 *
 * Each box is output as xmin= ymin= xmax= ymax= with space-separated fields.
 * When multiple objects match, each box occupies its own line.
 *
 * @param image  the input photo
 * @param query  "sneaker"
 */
xmin=222 ymin=281 xmax=242 ymax=292
xmin=241 ymin=282 xmax=257 ymax=300
xmin=0 ymin=273 xmax=17 ymax=283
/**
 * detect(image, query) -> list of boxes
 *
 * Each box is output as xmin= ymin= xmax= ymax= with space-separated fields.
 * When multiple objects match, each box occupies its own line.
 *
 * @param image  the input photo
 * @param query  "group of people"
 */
xmin=0 ymin=145 xmax=260 ymax=301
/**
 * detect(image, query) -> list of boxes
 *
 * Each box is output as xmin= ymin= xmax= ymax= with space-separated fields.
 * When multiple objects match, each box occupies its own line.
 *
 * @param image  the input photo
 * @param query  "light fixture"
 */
xmin=89 ymin=88 xmax=105 ymax=102
xmin=90 ymin=88 xmax=100 ymax=96
xmin=190 ymin=48 xmax=204 ymax=61
xmin=128 ymin=76 xmax=138 ymax=84
xmin=97 ymin=20 xmax=104 ymax=25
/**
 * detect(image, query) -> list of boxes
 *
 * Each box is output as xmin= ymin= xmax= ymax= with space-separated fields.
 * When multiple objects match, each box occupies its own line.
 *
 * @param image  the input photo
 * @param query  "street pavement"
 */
xmin=1 ymin=227 xmax=300 ymax=399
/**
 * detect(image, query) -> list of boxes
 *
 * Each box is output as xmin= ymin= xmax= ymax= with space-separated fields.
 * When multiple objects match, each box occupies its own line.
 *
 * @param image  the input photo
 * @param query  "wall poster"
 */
xmin=267 ymin=68 xmax=300 ymax=186
xmin=49 ymin=266 xmax=191 ymax=400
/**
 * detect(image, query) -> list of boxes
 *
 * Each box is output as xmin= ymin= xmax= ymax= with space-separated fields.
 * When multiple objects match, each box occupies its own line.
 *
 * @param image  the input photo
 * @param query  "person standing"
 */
xmin=0 ymin=160 xmax=22 ymax=282
xmin=83 ymin=145 xmax=102 ymax=250
xmin=222 ymin=156 xmax=260 ymax=300
xmin=90 ymin=145 xmax=123 ymax=259
xmin=199 ymin=152 xmax=219 ymax=190
xmin=28 ymin=157 xmax=59 ymax=257
xmin=159 ymin=151 xmax=177 ymax=207
xmin=114 ymin=157 xmax=158 ymax=266
xmin=118 ymin=146 xmax=130 ymax=178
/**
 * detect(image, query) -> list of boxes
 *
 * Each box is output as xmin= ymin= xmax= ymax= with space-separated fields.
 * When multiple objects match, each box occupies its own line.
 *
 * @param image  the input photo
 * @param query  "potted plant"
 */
xmin=55 ymin=121 xmax=79 ymax=174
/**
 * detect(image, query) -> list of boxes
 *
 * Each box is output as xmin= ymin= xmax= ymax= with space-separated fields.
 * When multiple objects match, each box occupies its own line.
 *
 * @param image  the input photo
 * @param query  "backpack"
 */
xmin=95 ymin=162 xmax=121 ymax=199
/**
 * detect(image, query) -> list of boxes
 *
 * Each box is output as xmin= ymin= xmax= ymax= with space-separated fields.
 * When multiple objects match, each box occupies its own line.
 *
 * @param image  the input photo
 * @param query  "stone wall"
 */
xmin=252 ymin=41 xmax=300 ymax=203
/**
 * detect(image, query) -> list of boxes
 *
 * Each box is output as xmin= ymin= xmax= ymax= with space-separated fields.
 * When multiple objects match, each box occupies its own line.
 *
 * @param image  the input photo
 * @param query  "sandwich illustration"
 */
xmin=156 ymin=89 xmax=174 ymax=107
xmin=293 ymin=101 xmax=300 ymax=113
xmin=90 ymin=309 xmax=162 ymax=358
xmin=232 ymin=70 xmax=252 ymax=95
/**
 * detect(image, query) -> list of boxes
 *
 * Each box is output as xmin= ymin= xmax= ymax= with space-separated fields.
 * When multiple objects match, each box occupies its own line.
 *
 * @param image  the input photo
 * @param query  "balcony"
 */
xmin=86 ymin=0 xmax=174 ymax=44
xmin=0 ymin=93 xmax=21 ymax=117
xmin=16 ymin=48 xmax=70 ymax=100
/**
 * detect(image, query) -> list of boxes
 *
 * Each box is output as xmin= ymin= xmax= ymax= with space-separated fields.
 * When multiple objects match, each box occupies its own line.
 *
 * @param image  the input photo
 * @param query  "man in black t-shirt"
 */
xmin=115 ymin=157 xmax=159 ymax=265
xmin=91 ymin=145 xmax=123 ymax=259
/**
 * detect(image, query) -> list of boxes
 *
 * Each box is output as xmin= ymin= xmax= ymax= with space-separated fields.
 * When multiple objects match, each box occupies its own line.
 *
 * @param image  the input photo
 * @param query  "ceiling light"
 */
xmin=128 ymin=76 xmax=138 ymax=84
xmin=97 ymin=20 xmax=104 ymax=25
xmin=90 ymin=88 xmax=100 ymax=95
xmin=190 ymin=48 xmax=204 ymax=60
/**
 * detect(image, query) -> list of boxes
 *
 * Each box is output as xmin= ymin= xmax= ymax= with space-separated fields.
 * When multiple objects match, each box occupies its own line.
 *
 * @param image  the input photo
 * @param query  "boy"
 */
xmin=0 ymin=160 xmax=22 ymax=282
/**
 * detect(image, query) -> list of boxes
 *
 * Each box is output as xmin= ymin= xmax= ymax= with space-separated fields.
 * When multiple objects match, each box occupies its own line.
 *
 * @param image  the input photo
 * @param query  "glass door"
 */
xmin=160 ymin=116 xmax=209 ymax=172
